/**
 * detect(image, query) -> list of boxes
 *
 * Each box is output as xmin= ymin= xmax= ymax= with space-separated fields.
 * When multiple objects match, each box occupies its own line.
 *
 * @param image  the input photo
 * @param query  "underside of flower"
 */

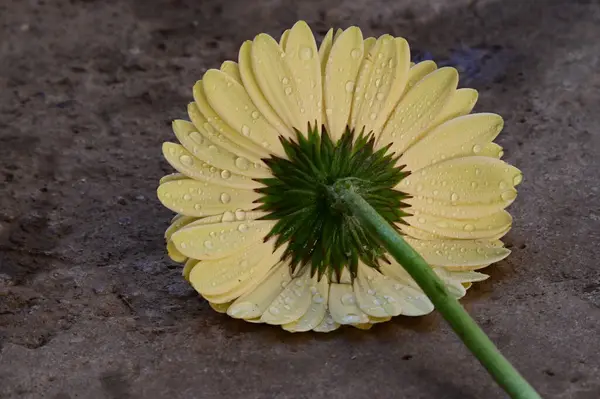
xmin=256 ymin=124 xmax=410 ymax=280
xmin=156 ymin=21 xmax=523 ymax=332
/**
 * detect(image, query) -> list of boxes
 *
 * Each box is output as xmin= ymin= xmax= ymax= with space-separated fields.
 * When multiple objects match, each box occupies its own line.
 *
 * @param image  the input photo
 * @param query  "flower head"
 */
xmin=157 ymin=21 xmax=522 ymax=332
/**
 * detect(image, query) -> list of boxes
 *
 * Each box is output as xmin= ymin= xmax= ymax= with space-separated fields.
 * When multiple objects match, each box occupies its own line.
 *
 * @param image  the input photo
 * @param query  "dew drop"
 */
xmin=472 ymin=144 xmax=482 ymax=154
xmin=189 ymin=131 xmax=204 ymax=145
xmin=220 ymin=193 xmax=231 ymax=204
xmin=418 ymin=217 xmax=426 ymax=224
xmin=284 ymin=87 xmax=293 ymax=95
xmin=180 ymin=155 xmax=193 ymax=166
xmin=234 ymin=157 xmax=250 ymax=171
xmin=450 ymin=193 xmax=459 ymax=202
xmin=463 ymin=224 xmax=475 ymax=232
xmin=351 ymin=49 xmax=361 ymax=59
xmin=471 ymin=181 xmax=478 ymax=189
xmin=183 ymin=194 xmax=192 ymax=201
xmin=221 ymin=211 xmax=235 ymax=222
xmin=194 ymin=204 xmax=202 ymax=210
xmin=345 ymin=81 xmax=355 ymax=92
xmin=221 ymin=170 xmax=231 ymax=179
xmin=376 ymin=92 xmax=384 ymax=100
xmin=375 ymin=78 xmax=381 ymax=87
xmin=312 ymin=294 xmax=324 ymax=304
xmin=499 ymin=181 xmax=508 ymax=190
xmin=251 ymin=111 xmax=260 ymax=120
xmin=204 ymin=240 xmax=214 ymax=249
xmin=241 ymin=125 xmax=250 ymax=136
xmin=299 ymin=47 xmax=313 ymax=60
xmin=238 ymin=223 xmax=249 ymax=233
xmin=235 ymin=209 xmax=246 ymax=220
xmin=180 ymin=242 xmax=187 ymax=249
xmin=475 ymin=168 xmax=481 ymax=176
xmin=367 ymin=289 xmax=376 ymax=296
xmin=325 ymin=108 xmax=333 ymax=115
xmin=282 ymin=77 xmax=289 ymax=84
xmin=369 ymin=112 xmax=377 ymax=120
xmin=203 ymin=122 xmax=214 ymax=133
xmin=341 ymin=314 xmax=361 ymax=324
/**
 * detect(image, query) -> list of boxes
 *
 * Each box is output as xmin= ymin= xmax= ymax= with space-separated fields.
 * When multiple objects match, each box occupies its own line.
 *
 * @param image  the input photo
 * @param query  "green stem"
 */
xmin=335 ymin=184 xmax=542 ymax=399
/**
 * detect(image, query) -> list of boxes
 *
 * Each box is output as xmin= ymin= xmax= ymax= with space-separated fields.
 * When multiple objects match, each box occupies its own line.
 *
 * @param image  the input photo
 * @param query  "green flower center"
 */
xmin=255 ymin=125 xmax=410 ymax=280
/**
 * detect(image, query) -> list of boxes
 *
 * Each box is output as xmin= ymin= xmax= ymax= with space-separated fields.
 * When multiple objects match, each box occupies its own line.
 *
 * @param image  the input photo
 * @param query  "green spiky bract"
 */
xmin=255 ymin=124 xmax=410 ymax=281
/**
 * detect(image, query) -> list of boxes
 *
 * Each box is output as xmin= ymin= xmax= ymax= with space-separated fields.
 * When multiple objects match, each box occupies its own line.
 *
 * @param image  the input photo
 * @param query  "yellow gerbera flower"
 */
xmin=157 ymin=21 xmax=522 ymax=332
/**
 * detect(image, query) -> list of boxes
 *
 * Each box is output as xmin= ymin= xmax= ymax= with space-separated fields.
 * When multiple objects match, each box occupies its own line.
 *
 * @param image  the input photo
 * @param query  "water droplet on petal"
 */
xmin=183 ymin=194 xmax=192 ymax=201
xmin=238 ymin=223 xmax=248 ymax=233
xmin=499 ymin=181 xmax=507 ymax=190
xmin=345 ymin=81 xmax=355 ymax=92
xmin=251 ymin=111 xmax=260 ymax=120
xmin=472 ymin=144 xmax=482 ymax=153
xmin=351 ymin=48 xmax=361 ymax=59
xmin=180 ymin=155 xmax=193 ymax=166
xmin=451 ymin=193 xmax=459 ymax=202
xmin=282 ymin=77 xmax=289 ymax=84
xmin=464 ymin=224 xmax=475 ymax=232
xmin=235 ymin=209 xmax=246 ymax=220
xmin=501 ymin=191 xmax=516 ymax=201
xmin=299 ymin=47 xmax=313 ymax=60
xmin=235 ymin=157 xmax=250 ymax=170
xmin=221 ymin=170 xmax=231 ymax=179
xmin=325 ymin=108 xmax=333 ymax=115
xmin=241 ymin=125 xmax=250 ymax=136
xmin=221 ymin=211 xmax=235 ymax=222
xmin=284 ymin=87 xmax=293 ymax=95
xmin=269 ymin=306 xmax=280 ymax=315
xmin=180 ymin=242 xmax=187 ymax=249
xmin=341 ymin=314 xmax=361 ymax=324
xmin=204 ymin=240 xmax=214 ymax=249
xmin=369 ymin=112 xmax=377 ymax=120
xmin=220 ymin=193 xmax=231 ymax=204
xmin=312 ymin=294 xmax=324 ymax=304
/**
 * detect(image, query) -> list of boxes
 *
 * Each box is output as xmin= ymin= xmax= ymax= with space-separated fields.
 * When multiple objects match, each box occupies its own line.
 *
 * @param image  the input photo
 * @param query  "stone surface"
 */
xmin=1 ymin=0 xmax=599 ymax=398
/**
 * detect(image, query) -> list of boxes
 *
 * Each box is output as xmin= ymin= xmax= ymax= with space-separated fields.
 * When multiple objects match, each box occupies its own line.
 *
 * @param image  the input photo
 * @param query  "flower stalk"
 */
xmin=333 ymin=182 xmax=541 ymax=399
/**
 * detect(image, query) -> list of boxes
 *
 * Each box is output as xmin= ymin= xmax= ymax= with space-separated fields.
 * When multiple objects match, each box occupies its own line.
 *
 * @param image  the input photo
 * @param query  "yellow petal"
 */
xmin=162 ymin=143 xmax=260 ymax=190
xmin=323 ymin=27 xmax=364 ymax=140
xmin=165 ymin=215 xmax=197 ymax=240
xmin=351 ymin=36 xmax=410 ymax=135
xmin=447 ymin=270 xmax=490 ymax=282
xmin=283 ymin=21 xmax=322 ymax=130
xmin=401 ymin=113 xmax=504 ymax=171
xmin=261 ymin=266 xmax=312 ymax=325
xmin=405 ymin=195 xmax=514 ymax=220
xmin=404 ymin=237 xmax=510 ymax=267
xmin=220 ymin=61 xmax=242 ymax=84
xmin=182 ymin=258 xmax=198 ymax=281
xmin=167 ymin=240 xmax=187 ymax=263
xmin=187 ymin=102 xmax=265 ymax=165
xmin=171 ymin=217 xmax=274 ymax=260
xmin=172 ymin=120 xmax=271 ymax=179
xmin=378 ymin=263 xmax=435 ymax=316
xmin=363 ymin=37 xmax=376 ymax=54
xmin=479 ymin=142 xmax=504 ymax=158
xmin=209 ymin=301 xmax=232 ymax=314
xmin=318 ymin=28 xmax=334 ymax=75
xmin=227 ymin=262 xmax=292 ymax=320
xmin=238 ymin=41 xmax=291 ymax=138
xmin=399 ymin=223 xmax=443 ymax=240
xmin=379 ymin=67 xmax=458 ymax=153
xmin=203 ymin=69 xmax=286 ymax=157
xmin=251 ymin=33 xmax=309 ymax=131
xmin=280 ymin=29 xmax=290 ymax=48
xmin=328 ymin=283 xmax=370 ymax=325
xmin=160 ymin=173 xmax=186 ymax=185
xmin=432 ymin=88 xmax=478 ymax=127
xmin=312 ymin=310 xmax=340 ymax=332
xmin=189 ymin=241 xmax=283 ymax=297
xmin=282 ymin=273 xmax=329 ymax=332
xmin=157 ymin=179 xmax=260 ymax=218
xmin=193 ymin=81 xmax=270 ymax=159
xmin=404 ymin=60 xmax=437 ymax=91
xmin=354 ymin=263 xmax=401 ymax=317
xmin=405 ymin=210 xmax=513 ymax=239
xmin=397 ymin=156 xmax=522 ymax=204
xmin=433 ymin=268 xmax=467 ymax=298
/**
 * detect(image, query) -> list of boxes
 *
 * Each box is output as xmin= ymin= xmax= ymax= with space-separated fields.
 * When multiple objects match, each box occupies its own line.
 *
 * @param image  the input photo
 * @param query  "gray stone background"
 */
xmin=0 ymin=0 xmax=599 ymax=398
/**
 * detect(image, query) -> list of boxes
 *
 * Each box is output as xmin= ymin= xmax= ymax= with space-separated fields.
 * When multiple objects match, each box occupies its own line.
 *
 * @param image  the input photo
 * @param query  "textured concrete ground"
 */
xmin=1 ymin=0 xmax=599 ymax=398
